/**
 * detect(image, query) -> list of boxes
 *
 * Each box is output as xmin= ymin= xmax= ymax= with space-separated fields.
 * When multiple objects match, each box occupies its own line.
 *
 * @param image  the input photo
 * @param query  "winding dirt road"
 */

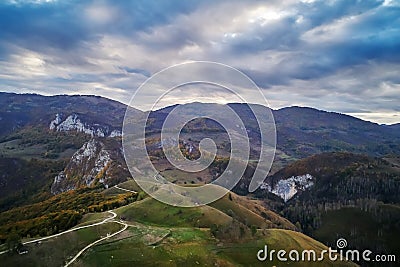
xmin=0 ymin=185 xmax=136 ymax=265
xmin=64 ymin=217 xmax=128 ymax=267
xmin=0 ymin=211 xmax=116 ymax=255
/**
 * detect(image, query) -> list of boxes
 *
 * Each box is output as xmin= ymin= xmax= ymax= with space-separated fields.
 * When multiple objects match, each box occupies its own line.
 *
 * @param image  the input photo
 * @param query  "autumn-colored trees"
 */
xmin=0 ymin=188 xmax=137 ymax=242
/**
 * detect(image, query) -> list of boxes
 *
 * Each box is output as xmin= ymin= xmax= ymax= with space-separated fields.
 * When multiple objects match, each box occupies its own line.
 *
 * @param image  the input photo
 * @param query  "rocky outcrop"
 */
xmin=260 ymin=174 xmax=314 ymax=202
xmin=51 ymin=138 xmax=129 ymax=194
xmin=49 ymin=113 xmax=122 ymax=137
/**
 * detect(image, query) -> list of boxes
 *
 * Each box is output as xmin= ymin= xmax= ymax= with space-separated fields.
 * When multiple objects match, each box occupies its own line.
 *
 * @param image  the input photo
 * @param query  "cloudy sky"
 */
xmin=0 ymin=0 xmax=399 ymax=124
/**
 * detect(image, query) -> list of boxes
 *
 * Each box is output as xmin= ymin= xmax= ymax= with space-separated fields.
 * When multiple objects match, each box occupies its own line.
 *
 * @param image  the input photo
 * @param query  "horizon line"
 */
xmin=1 ymin=91 xmax=399 ymax=126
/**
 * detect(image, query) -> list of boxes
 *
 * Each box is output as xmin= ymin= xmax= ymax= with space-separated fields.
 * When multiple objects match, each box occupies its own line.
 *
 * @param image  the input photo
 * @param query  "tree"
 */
xmin=210 ymin=224 xmax=219 ymax=237
xmin=250 ymin=225 xmax=257 ymax=236
xmin=5 ymin=232 xmax=22 ymax=253
xmin=137 ymin=191 xmax=146 ymax=201
xmin=295 ymin=221 xmax=302 ymax=232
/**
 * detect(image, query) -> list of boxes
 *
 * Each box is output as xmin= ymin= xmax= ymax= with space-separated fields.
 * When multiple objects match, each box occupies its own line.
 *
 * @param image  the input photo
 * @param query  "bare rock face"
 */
xmin=51 ymin=138 xmax=129 ymax=194
xmin=49 ymin=113 xmax=122 ymax=137
xmin=260 ymin=174 xmax=314 ymax=202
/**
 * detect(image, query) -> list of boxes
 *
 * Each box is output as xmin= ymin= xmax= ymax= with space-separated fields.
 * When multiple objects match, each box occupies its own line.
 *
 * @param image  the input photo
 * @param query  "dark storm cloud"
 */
xmin=225 ymin=16 xmax=302 ymax=53
xmin=301 ymin=4 xmax=400 ymax=71
xmin=0 ymin=1 xmax=86 ymax=56
xmin=118 ymin=67 xmax=151 ymax=77
xmin=224 ymin=0 xmax=399 ymax=86
xmin=296 ymin=0 xmax=384 ymax=27
xmin=0 ymin=0 xmax=201 ymax=56
xmin=0 ymin=0 xmax=399 ymax=123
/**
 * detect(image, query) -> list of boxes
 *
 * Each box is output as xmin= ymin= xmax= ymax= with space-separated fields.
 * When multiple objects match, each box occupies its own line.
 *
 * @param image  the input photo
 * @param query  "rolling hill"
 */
xmin=0 ymin=185 xmax=356 ymax=266
xmin=0 ymin=92 xmax=138 ymax=138
xmin=254 ymin=152 xmax=400 ymax=266
xmin=0 ymin=92 xmax=399 ymax=266
xmin=113 ymin=183 xmax=295 ymax=231
xmin=1 ymin=92 xmax=398 ymax=204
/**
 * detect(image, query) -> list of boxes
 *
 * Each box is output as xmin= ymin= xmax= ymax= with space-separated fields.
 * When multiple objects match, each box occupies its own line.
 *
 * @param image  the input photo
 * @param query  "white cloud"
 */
xmin=85 ymin=2 xmax=119 ymax=25
xmin=0 ymin=0 xmax=399 ymax=124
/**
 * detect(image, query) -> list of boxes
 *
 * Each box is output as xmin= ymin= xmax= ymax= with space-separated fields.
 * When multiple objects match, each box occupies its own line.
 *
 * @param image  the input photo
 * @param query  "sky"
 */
xmin=0 ymin=0 xmax=399 ymax=124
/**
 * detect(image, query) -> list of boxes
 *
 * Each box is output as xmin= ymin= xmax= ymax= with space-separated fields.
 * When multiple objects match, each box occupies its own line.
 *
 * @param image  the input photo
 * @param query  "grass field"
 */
xmin=115 ymin=197 xmax=233 ymax=228
xmin=76 ymin=212 xmax=111 ymax=226
xmin=0 ymin=139 xmax=47 ymax=160
xmin=77 ymin=231 xmax=216 ymax=266
xmin=103 ymin=180 xmax=142 ymax=196
xmin=0 ymin=183 xmax=360 ymax=266
xmin=113 ymin=183 xmax=295 ymax=230
xmin=77 ymin=227 xmax=357 ymax=267
xmin=0 ymin=222 xmax=122 ymax=266
xmin=1 ymin=205 xmax=358 ymax=267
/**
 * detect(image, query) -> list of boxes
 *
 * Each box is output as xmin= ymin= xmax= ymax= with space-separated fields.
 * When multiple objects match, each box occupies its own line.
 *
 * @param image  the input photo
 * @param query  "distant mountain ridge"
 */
xmin=1 ymin=92 xmax=400 ymax=195
xmin=389 ymin=123 xmax=400 ymax=130
xmin=0 ymin=92 xmax=137 ymax=137
xmin=1 ymin=92 xmax=400 ymax=159
xmin=1 ymin=92 xmax=399 ymax=266
xmin=273 ymin=106 xmax=400 ymax=158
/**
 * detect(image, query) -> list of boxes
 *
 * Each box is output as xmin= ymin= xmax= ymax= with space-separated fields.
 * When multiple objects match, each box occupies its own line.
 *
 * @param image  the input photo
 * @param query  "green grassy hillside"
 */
xmin=0 ymin=222 xmax=122 ymax=267
xmin=116 ymin=197 xmax=233 ymax=228
xmin=113 ymin=184 xmax=295 ymax=231
xmin=0 ymin=209 xmax=357 ymax=267
xmin=209 ymin=192 xmax=295 ymax=230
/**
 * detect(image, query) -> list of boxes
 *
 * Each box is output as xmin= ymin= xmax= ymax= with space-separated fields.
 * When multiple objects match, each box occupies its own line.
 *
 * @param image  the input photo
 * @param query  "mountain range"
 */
xmin=2 ymin=92 xmax=400 ymax=159
xmin=1 ymin=92 xmax=399 ymax=197
xmin=0 ymin=92 xmax=399 ymax=266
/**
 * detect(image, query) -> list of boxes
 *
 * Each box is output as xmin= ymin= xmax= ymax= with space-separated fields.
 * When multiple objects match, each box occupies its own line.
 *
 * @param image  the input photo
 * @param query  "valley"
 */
xmin=0 ymin=182 xmax=356 ymax=266
xmin=0 ymin=93 xmax=399 ymax=266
